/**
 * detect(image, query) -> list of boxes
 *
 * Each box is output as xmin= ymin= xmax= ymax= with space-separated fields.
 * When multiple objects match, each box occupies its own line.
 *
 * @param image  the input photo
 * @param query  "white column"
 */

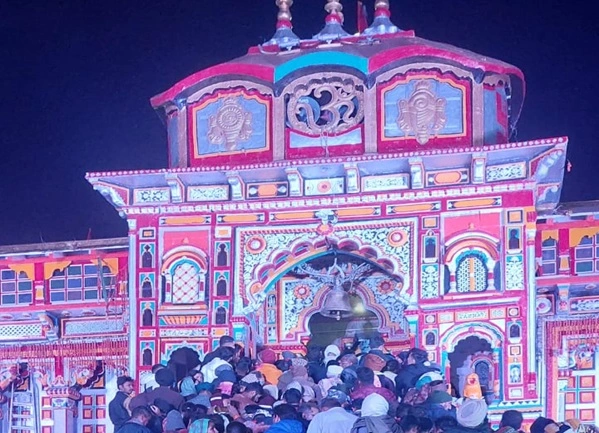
xmin=127 ymin=220 xmax=138 ymax=377
xmin=526 ymin=227 xmax=537 ymax=373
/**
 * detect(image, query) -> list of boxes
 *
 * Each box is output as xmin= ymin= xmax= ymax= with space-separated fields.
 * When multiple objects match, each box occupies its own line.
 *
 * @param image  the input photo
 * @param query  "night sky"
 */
xmin=1 ymin=0 xmax=597 ymax=246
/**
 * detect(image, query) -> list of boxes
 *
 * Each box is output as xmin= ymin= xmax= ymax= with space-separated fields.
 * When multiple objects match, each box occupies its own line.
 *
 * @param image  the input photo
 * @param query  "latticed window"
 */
xmin=0 ymin=269 xmax=33 ymax=306
xmin=541 ymin=237 xmax=558 ymax=275
xmin=456 ymin=254 xmax=488 ymax=292
xmin=574 ymin=235 xmax=599 ymax=274
xmin=172 ymin=262 xmax=201 ymax=304
xmin=50 ymin=264 xmax=114 ymax=303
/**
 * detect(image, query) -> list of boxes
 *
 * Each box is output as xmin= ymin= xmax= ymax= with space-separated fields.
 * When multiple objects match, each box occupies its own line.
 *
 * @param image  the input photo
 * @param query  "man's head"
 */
xmin=273 ymin=403 xmax=298 ymax=423
xmin=299 ymin=402 xmax=319 ymax=421
xmin=500 ymin=410 xmax=524 ymax=430
xmin=400 ymin=415 xmax=420 ymax=433
xmin=151 ymin=364 xmax=165 ymax=374
xmin=319 ymin=397 xmax=341 ymax=412
xmin=242 ymin=382 xmax=263 ymax=402
xmin=130 ymin=406 xmax=153 ymax=425
xmin=356 ymin=367 xmax=375 ymax=386
xmin=407 ymin=348 xmax=428 ymax=365
xmin=218 ymin=346 xmax=236 ymax=362
xmin=219 ymin=335 xmax=235 ymax=348
xmin=282 ymin=388 xmax=302 ymax=406
xmin=117 ymin=376 xmax=134 ymax=395
xmin=339 ymin=354 xmax=358 ymax=369
xmin=435 ymin=416 xmax=458 ymax=433
xmin=370 ymin=333 xmax=385 ymax=350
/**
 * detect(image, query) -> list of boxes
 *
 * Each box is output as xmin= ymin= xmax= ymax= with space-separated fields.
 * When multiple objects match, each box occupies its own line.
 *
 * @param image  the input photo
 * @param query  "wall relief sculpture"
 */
xmin=398 ymin=80 xmax=447 ymax=145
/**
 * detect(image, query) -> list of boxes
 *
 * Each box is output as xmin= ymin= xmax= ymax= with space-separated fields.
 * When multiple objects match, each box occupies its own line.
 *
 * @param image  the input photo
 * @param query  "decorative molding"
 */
xmin=134 ymin=188 xmax=170 ymax=204
xmin=187 ymin=185 xmax=229 ymax=202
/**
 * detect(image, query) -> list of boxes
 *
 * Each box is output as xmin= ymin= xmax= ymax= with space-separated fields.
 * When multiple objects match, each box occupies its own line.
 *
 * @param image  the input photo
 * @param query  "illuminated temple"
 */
xmin=1 ymin=1 xmax=598 ymax=432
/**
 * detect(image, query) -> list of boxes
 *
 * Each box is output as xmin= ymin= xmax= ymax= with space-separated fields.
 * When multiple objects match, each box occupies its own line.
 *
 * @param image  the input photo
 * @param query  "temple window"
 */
xmin=456 ymin=253 xmax=488 ymax=293
xmin=215 ymin=307 xmax=227 ymax=325
xmin=0 ymin=269 xmax=33 ymax=306
xmin=49 ymin=264 xmax=114 ymax=303
xmin=423 ymin=234 xmax=438 ymax=262
xmin=541 ymin=237 xmax=558 ymax=275
xmin=169 ymin=259 xmax=205 ymax=304
xmin=574 ymin=235 xmax=599 ymax=274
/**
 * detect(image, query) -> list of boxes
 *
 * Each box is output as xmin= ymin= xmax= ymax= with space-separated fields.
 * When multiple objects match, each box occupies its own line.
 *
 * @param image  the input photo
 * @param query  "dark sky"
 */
xmin=1 ymin=0 xmax=597 ymax=246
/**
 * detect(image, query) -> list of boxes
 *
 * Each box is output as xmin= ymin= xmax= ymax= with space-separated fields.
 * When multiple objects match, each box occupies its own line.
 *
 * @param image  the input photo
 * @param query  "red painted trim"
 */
xmin=369 ymin=44 xmax=525 ymax=82
xmin=151 ymin=64 xmax=274 ymax=108
xmin=284 ymin=126 xmax=365 ymax=159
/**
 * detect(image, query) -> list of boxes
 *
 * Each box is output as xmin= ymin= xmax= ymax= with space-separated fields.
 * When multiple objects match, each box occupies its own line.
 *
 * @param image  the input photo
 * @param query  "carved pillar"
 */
xmin=526 ymin=227 xmax=538 ymax=375
xmin=447 ymin=262 xmax=457 ymax=291
xmin=492 ymin=348 xmax=501 ymax=400
xmin=46 ymin=384 xmax=81 ymax=433
xmin=487 ymin=259 xmax=496 ymax=290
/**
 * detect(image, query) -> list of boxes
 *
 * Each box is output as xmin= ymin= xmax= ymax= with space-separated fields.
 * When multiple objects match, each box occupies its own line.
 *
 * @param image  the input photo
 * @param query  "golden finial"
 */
xmin=315 ymin=0 xmax=350 ymax=42
xmin=324 ymin=0 xmax=344 ymax=23
xmin=363 ymin=0 xmax=400 ymax=35
xmin=264 ymin=0 xmax=300 ymax=50
xmin=276 ymin=0 xmax=293 ymax=22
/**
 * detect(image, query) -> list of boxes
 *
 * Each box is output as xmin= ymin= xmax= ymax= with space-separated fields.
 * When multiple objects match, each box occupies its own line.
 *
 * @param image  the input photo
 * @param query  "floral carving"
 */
xmin=208 ymin=98 xmax=253 ymax=151
xmin=286 ymin=76 xmax=364 ymax=135
xmin=398 ymin=80 xmax=446 ymax=145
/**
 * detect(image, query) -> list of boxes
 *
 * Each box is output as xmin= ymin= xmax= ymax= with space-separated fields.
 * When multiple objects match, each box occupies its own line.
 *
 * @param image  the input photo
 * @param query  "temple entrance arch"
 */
xmin=167 ymin=347 xmax=201 ymax=383
xmin=441 ymin=323 xmax=503 ymax=404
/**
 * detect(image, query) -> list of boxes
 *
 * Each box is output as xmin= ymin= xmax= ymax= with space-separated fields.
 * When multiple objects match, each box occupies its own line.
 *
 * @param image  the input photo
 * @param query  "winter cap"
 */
xmin=457 ymin=398 xmax=488 ymax=428
xmin=257 ymin=349 xmax=277 ymax=365
xmin=326 ymin=365 xmax=343 ymax=378
xmin=427 ymin=390 xmax=453 ymax=404
xmin=323 ymin=345 xmax=341 ymax=364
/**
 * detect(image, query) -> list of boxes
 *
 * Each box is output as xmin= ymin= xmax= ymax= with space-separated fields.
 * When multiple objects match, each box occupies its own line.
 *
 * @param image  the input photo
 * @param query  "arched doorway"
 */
xmin=167 ymin=347 xmax=201 ymax=383
xmin=448 ymin=336 xmax=494 ymax=401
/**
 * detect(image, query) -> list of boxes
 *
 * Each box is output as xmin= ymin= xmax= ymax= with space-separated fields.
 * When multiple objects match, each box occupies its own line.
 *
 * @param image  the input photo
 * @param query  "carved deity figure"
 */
xmin=456 ymin=356 xmax=474 ymax=397
xmin=208 ymin=98 xmax=252 ymax=151
xmin=398 ymin=80 xmax=446 ymax=145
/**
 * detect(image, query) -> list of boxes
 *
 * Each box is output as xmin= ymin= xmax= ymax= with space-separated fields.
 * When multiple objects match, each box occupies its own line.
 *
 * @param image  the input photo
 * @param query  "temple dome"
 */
xmin=151 ymin=30 xmax=524 ymax=169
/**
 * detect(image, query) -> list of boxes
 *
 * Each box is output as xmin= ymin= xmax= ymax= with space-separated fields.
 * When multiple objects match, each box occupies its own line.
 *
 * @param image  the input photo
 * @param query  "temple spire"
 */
xmin=264 ymin=0 xmax=300 ymax=50
xmin=363 ymin=0 xmax=400 ymax=36
xmin=314 ymin=0 xmax=350 ymax=43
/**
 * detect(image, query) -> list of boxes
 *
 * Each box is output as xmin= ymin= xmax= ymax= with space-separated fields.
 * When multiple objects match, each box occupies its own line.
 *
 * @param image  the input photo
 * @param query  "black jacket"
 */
xmin=394 ymin=363 xmax=437 ymax=397
xmin=109 ymin=391 xmax=131 ymax=430
xmin=116 ymin=421 xmax=152 ymax=433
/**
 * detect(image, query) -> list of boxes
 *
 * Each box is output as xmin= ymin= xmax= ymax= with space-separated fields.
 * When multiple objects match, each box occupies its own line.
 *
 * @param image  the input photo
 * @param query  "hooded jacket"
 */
xmin=394 ymin=363 xmax=438 ymax=397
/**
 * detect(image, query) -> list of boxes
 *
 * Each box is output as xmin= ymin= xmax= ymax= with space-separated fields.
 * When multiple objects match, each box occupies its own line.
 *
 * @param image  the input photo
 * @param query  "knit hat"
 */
xmin=457 ymin=398 xmax=488 ymax=428
xmin=361 ymin=393 xmax=389 ymax=417
xmin=290 ymin=357 xmax=308 ymax=368
xmin=155 ymin=368 xmax=175 ymax=387
xmin=427 ymin=390 xmax=453 ymax=404
xmin=363 ymin=353 xmax=386 ymax=372
xmin=323 ymin=345 xmax=341 ymax=364
xmin=326 ymin=388 xmax=349 ymax=404
xmin=327 ymin=365 xmax=343 ymax=378
xmin=282 ymin=351 xmax=296 ymax=360
xmin=164 ymin=410 xmax=186 ymax=430
xmin=258 ymin=349 xmax=277 ymax=365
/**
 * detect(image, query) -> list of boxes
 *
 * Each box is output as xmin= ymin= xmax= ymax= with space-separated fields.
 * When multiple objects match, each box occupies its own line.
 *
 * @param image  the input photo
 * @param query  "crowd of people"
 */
xmin=108 ymin=335 xmax=598 ymax=433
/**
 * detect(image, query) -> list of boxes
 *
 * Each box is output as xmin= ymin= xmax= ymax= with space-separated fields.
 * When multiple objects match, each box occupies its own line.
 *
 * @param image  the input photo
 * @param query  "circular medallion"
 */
xmin=536 ymin=298 xmax=551 ymax=314
xmin=388 ymin=229 xmax=408 ymax=247
xmin=317 ymin=181 xmax=332 ymax=194
xmin=293 ymin=284 xmax=311 ymax=300
xmin=377 ymin=280 xmax=394 ymax=294
xmin=246 ymin=235 xmax=266 ymax=254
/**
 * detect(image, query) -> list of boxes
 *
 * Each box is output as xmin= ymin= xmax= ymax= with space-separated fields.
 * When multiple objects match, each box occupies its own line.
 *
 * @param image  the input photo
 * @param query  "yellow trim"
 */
xmin=7 ymin=264 xmax=35 ymax=281
xmin=569 ymin=227 xmax=599 ymax=248
xmin=191 ymin=90 xmax=272 ymax=159
xmin=380 ymin=74 xmax=468 ymax=142
xmin=161 ymin=216 xmax=207 ymax=226
xmin=542 ymin=230 xmax=558 ymax=243
xmin=43 ymin=261 xmax=72 ymax=280
xmin=99 ymin=258 xmax=119 ymax=276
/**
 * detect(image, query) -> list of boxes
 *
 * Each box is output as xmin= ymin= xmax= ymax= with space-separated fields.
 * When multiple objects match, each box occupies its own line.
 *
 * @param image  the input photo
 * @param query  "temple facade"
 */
xmin=0 ymin=1 xmax=598 ymax=432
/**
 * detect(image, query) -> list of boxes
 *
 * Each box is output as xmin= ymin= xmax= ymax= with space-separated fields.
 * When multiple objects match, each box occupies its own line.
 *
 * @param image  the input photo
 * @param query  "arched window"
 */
xmin=456 ymin=253 xmax=488 ymax=293
xmin=171 ymin=261 xmax=203 ymax=304
xmin=216 ymin=277 xmax=227 ymax=296
xmin=141 ymin=245 xmax=154 ymax=268
xmin=141 ymin=278 xmax=153 ymax=298
xmin=217 ymin=244 xmax=228 ymax=267
xmin=215 ymin=307 xmax=227 ymax=325
xmin=425 ymin=331 xmax=436 ymax=346
xmin=541 ymin=237 xmax=558 ymax=275
xmin=509 ymin=323 xmax=521 ymax=339
xmin=142 ymin=348 xmax=153 ymax=366
xmin=142 ymin=309 xmax=153 ymax=327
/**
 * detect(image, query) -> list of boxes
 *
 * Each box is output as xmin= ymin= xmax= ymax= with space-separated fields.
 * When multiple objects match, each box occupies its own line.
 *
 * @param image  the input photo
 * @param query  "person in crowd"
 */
xmin=351 ymin=393 xmax=400 ymax=433
xmin=395 ymin=349 xmax=438 ymax=398
xmin=180 ymin=369 xmax=203 ymax=400
xmin=530 ymin=418 xmax=559 ymax=433
xmin=202 ymin=347 xmax=236 ymax=384
xmin=453 ymin=398 xmax=490 ymax=433
xmin=231 ymin=382 xmax=264 ymax=415
xmin=204 ymin=336 xmax=236 ymax=365
xmin=141 ymin=364 xmax=165 ymax=393
xmin=266 ymin=404 xmax=304 ymax=433
xmin=400 ymin=415 xmax=420 ymax=433
xmin=130 ymin=368 xmax=185 ymax=411
xmin=299 ymin=401 xmax=319 ymax=430
xmin=227 ymin=421 xmax=250 ymax=433
xmin=435 ymin=416 xmax=458 ymax=433
xmin=323 ymin=345 xmax=341 ymax=366
xmin=339 ymin=354 xmax=359 ymax=371
xmin=109 ymin=376 xmax=135 ymax=431
xmin=318 ymin=364 xmax=343 ymax=397
xmin=256 ymin=349 xmax=283 ymax=385
xmin=163 ymin=405 xmax=187 ymax=433
xmin=307 ymin=397 xmax=358 ymax=433
xmin=350 ymin=367 xmax=396 ymax=404
xmin=497 ymin=410 xmax=523 ymax=433
xmin=281 ymin=388 xmax=303 ymax=410
xmin=117 ymin=406 xmax=154 ymax=433
xmin=189 ymin=417 xmax=220 ymax=433
xmin=306 ymin=346 xmax=327 ymax=384
xmin=422 ymin=390 xmax=456 ymax=421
